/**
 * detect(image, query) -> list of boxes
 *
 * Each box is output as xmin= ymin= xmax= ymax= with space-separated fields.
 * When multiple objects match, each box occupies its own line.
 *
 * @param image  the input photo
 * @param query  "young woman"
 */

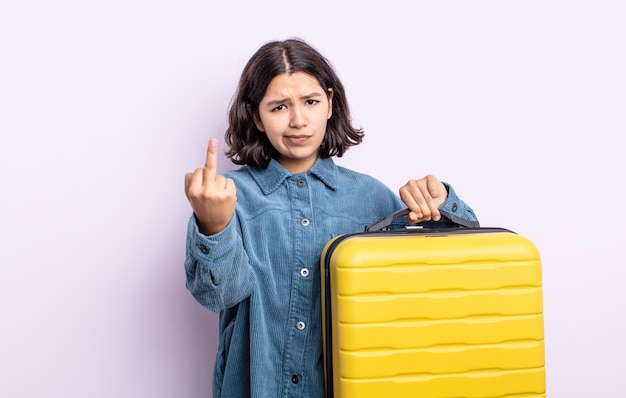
xmin=184 ymin=38 xmax=478 ymax=398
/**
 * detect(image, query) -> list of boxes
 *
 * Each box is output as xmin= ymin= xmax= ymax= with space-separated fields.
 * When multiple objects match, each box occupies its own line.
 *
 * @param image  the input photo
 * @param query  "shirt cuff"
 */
xmin=188 ymin=214 xmax=237 ymax=259
xmin=439 ymin=182 xmax=462 ymax=215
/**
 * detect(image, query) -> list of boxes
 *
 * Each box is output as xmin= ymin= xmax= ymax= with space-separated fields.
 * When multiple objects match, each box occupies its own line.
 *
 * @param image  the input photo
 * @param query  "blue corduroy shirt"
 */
xmin=184 ymin=157 xmax=477 ymax=398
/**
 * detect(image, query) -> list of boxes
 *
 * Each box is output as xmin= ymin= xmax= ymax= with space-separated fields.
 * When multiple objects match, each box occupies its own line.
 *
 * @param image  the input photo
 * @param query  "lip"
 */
xmin=285 ymin=135 xmax=310 ymax=144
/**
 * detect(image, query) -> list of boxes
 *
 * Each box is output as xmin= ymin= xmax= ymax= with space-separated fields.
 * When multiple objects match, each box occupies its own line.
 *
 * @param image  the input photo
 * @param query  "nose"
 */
xmin=289 ymin=106 xmax=306 ymax=128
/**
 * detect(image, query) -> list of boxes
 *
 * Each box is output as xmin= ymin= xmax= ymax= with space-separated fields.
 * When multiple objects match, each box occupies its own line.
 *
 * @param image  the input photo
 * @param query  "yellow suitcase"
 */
xmin=321 ymin=209 xmax=545 ymax=397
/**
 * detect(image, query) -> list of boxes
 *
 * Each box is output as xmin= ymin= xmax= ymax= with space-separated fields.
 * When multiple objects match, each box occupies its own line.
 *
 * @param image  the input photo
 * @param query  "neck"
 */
xmin=277 ymin=156 xmax=317 ymax=174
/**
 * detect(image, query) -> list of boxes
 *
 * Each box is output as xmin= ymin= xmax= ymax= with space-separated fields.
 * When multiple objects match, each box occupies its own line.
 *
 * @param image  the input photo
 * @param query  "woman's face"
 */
xmin=253 ymin=72 xmax=333 ymax=174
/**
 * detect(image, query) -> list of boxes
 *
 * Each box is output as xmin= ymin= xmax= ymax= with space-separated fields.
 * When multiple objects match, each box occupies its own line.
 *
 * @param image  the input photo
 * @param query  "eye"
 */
xmin=306 ymin=99 xmax=319 ymax=106
xmin=271 ymin=104 xmax=286 ymax=112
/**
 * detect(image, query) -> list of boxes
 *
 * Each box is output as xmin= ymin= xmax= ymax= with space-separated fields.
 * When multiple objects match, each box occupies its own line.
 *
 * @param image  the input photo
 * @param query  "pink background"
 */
xmin=1 ymin=1 xmax=624 ymax=397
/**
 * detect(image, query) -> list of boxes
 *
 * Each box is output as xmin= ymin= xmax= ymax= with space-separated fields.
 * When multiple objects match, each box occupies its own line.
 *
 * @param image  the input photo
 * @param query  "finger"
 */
xmin=426 ymin=176 xmax=446 ymax=221
xmin=225 ymin=178 xmax=237 ymax=195
xmin=210 ymin=176 xmax=237 ymax=207
xmin=426 ymin=175 xmax=447 ymax=203
xmin=430 ymin=206 xmax=441 ymax=222
xmin=426 ymin=175 xmax=442 ymax=197
xmin=419 ymin=186 xmax=439 ymax=221
xmin=399 ymin=185 xmax=424 ymax=222
xmin=204 ymin=139 xmax=219 ymax=181
xmin=186 ymin=168 xmax=205 ymax=198
xmin=184 ymin=173 xmax=192 ymax=198
xmin=214 ymin=175 xmax=228 ymax=190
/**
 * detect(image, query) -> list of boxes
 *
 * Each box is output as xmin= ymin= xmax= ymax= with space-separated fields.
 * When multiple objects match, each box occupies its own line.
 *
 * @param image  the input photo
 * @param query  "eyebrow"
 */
xmin=264 ymin=92 xmax=324 ymax=107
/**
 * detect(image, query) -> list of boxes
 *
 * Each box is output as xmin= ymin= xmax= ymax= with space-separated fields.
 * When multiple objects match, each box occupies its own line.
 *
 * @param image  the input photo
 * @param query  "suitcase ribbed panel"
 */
xmin=322 ymin=230 xmax=546 ymax=397
xmin=340 ymin=368 xmax=546 ymax=397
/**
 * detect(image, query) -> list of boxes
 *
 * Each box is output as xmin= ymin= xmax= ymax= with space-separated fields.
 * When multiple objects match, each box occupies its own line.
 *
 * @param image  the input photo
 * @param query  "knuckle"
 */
xmin=187 ymin=187 xmax=201 ymax=200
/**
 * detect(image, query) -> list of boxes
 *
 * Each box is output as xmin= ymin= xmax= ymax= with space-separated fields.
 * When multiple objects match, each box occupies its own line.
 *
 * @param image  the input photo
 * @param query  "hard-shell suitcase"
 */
xmin=320 ymin=209 xmax=545 ymax=397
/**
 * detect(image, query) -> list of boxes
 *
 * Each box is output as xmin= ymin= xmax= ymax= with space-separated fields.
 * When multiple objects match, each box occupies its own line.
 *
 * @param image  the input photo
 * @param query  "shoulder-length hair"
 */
xmin=224 ymin=38 xmax=364 ymax=168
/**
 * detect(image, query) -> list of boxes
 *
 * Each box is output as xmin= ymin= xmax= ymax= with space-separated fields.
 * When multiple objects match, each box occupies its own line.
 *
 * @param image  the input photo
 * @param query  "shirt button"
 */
xmin=200 ymin=245 xmax=210 ymax=254
xmin=291 ymin=374 xmax=299 ymax=384
xmin=451 ymin=203 xmax=458 ymax=212
xmin=300 ymin=218 xmax=310 ymax=227
xmin=296 ymin=321 xmax=306 ymax=330
xmin=300 ymin=268 xmax=309 ymax=277
xmin=297 ymin=179 xmax=305 ymax=188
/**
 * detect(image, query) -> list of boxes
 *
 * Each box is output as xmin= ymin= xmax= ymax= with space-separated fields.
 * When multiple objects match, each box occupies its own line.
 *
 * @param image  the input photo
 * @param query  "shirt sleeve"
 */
xmin=423 ymin=182 xmax=479 ymax=228
xmin=184 ymin=213 xmax=255 ymax=313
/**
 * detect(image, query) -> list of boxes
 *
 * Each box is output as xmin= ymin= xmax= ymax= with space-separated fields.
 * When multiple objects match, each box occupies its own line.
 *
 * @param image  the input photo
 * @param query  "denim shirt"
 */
xmin=184 ymin=157 xmax=477 ymax=398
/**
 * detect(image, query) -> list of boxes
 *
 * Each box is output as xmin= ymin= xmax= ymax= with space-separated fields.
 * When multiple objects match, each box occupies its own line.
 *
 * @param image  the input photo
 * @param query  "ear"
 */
xmin=246 ymin=103 xmax=265 ymax=132
xmin=326 ymin=88 xmax=334 ymax=120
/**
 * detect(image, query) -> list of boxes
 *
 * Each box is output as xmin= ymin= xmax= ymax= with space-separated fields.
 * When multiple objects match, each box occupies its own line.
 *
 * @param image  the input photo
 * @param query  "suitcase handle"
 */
xmin=365 ymin=208 xmax=480 ymax=231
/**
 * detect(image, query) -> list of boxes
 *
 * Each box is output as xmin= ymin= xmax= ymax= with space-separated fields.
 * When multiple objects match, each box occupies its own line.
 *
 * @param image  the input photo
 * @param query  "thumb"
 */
xmin=427 ymin=175 xmax=443 ymax=197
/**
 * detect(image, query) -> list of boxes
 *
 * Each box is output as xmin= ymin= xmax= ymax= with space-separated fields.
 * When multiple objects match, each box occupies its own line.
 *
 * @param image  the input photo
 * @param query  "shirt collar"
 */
xmin=250 ymin=157 xmax=339 ymax=195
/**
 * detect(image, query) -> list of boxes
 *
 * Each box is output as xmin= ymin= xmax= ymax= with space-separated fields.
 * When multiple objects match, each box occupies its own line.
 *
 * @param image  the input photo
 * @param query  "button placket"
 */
xmin=286 ymin=174 xmax=313 ymax=391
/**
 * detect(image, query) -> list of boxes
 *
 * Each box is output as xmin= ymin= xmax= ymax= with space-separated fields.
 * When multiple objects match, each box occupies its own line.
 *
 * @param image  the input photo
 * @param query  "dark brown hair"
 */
xmin=224 ymin=38 xmax=364 ymax=168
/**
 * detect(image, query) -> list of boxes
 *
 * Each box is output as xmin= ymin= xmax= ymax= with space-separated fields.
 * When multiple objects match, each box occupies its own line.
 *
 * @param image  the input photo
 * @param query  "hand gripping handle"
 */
xmin=365 ymin=208 xmax=480 ymax=232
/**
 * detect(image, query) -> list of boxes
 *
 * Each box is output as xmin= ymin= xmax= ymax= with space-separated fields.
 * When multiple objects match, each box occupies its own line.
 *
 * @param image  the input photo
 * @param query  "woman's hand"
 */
xmin=184 ymin=139 xmax=237 ymax=235
xmin=399 ymin=175 xmax=447 ymax=223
